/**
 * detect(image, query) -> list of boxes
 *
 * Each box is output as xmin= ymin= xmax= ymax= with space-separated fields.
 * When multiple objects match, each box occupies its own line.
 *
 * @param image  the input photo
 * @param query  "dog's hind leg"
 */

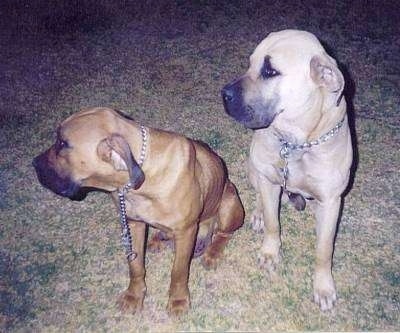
xmin=147 ymin=230 xmax=173 ymax=253
xmin=201 ymin=181 xmax=244 ymax=269
xmin=148 ymin=224 xmax=213 ymax=258
xmin=193 ymin=217 xmax=215 ymax=258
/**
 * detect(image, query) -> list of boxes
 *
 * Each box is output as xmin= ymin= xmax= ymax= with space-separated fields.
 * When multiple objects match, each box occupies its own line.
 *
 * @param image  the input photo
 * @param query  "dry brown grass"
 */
xmin=1 ymin=0 xmax=399 ymax=331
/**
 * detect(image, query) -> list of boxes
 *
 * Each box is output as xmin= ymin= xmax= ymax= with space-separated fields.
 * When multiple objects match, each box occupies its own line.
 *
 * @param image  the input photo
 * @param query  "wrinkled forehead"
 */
xmin=249 ymin=30 xmax=325 ymax=71
xmin=58 ymin=113 xmax=110 ymax=141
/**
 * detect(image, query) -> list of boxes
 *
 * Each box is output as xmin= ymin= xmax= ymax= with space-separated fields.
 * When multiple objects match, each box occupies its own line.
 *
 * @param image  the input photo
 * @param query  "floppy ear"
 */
xmin=310 ymin=54 xmax=345 ymax=107
xmin=97 ymin=134 xmax=145 ymax=189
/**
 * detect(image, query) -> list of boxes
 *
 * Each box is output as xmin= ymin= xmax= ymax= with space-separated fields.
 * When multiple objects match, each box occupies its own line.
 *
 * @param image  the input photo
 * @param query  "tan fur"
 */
xmin=226 ymin=30 xmax=353 ymax=311
xmin=34 ymin=107 xmax=244 ymax=316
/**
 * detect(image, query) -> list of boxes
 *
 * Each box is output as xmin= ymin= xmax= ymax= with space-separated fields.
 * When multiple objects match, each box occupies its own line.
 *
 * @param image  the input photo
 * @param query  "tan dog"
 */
xmin=32 ymin=107 xmax=244 ymax=315
xmin=222 ymin=30 xmax=353 ymax=311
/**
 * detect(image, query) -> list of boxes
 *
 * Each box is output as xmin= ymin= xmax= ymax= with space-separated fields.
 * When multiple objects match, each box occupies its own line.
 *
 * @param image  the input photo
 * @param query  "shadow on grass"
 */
xmin=0 ymin=250 xmax=57 ymax=330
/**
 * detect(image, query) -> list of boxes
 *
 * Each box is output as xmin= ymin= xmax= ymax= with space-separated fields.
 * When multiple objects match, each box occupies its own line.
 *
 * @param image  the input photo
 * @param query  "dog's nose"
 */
xmin=221 ymin=86 xmax=234 ymax=103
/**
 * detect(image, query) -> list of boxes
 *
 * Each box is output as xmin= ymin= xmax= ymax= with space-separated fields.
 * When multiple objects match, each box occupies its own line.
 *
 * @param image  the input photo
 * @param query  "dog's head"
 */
xmin=222 ymin=29 xmax=345 ymax=130
xmin=32 ymin=107 xmax=145 ymax=201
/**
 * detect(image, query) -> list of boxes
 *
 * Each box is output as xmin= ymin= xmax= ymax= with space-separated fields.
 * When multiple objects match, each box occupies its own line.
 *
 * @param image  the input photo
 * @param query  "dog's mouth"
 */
xmin=235 ymin=104 xmax=279 ymax=130
xmin=222 ymin=81 xmax=280 ymax=130
xmin=32 ymin=155 xmax=92 ymax=201
xmin=34 ymin=168 xmax=87 ymax=201
xmin=62 ymin=186 xmax=93 ymax=201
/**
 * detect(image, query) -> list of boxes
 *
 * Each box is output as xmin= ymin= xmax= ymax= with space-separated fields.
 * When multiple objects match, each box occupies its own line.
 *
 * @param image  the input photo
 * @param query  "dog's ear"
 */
xmin=97 ymin=134 xmax=145 ymax=189
xmin=310 ymin=54 xmax=345 ymax=107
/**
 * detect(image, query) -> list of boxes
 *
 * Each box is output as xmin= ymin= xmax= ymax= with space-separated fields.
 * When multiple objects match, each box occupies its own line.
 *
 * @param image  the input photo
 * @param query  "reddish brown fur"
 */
xmin=33 ymin=107 xmax=244 ymax=316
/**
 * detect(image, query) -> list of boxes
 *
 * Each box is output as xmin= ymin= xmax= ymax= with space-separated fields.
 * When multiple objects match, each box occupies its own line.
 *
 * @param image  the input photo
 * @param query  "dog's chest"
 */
xmin=252 ymin=143 xmax=316 ymax=197
xmin=122 ymin=193 xmax=178 ymax=231
xmin=276 ymin=151 xmax=313 ymax=193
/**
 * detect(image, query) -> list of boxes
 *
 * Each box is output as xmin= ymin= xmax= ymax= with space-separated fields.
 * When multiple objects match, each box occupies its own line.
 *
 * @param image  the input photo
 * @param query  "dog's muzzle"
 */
xmin=222 ymin=80 xmax=277 ymax=130
xmin=32 ymin=154 xmax=87 ymax=201
xmin=221 ymin=80 xmax=244 ymax=119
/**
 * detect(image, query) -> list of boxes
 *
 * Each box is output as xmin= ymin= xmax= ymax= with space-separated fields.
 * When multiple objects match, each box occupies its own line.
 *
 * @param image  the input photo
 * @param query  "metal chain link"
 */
xmin=118 ymin=187 xmax=137 ymax=261
xmin=117 ymin=125 xmax=148 ymax=262
xmin=279 ymin=116 xmax=345 ymax=190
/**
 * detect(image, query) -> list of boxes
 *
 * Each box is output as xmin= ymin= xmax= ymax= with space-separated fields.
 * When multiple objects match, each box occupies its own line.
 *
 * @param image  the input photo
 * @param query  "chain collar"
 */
xmin=117 ymin=125 xmax=148 ymax=261
xmin=279 ymin=116 xmax=345 ymax=191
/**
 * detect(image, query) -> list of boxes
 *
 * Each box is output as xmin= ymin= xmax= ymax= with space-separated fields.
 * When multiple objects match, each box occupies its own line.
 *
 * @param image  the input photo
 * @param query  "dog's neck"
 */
xmin=273 ymin=107 xmax=347 ymax=193
xmin=117 ymin=119 xmax=149 ymax=168
xmin=307 ymin=100 xmax=347 ymax=142
xmin=116 ymin=123 xmax=148 ymax=262
xmin=135 ymin=125 xmax=148 ymax=168
xmin=272 ymin=100 xmax=347 ymax=145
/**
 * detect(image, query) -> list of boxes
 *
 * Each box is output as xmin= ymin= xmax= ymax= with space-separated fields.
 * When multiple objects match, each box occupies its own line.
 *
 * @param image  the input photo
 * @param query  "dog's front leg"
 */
xmin=167 ymin=224 xmax=197 ymax=316
xmin=312 ymin=197 xmax=341 ymax=311
xmin=117 ymin=220 xmax=147 ymax=314
xmin=257 ymin=178 xmax=282 ymax=280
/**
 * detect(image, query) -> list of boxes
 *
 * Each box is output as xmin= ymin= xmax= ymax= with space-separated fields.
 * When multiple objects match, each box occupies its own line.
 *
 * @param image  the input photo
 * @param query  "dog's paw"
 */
xmin=257 ymin=251 xmax=281 ymax=281
xmin=116 ymin=290 xmax=145 ymax=314
xmin=167 ymin=297 xmax=190 ymax=316
xmin=313 ymin=276 xmax=337 ymax=311
xmin=201 ymin=252 xmax=220 ymax=270
xmin=193 ymin=233 xmax=212 ymax=258
xmin=200 ymin=232 xmax=232 ymax=269
xmin=251 ymin=210 xmax=264 ymax=233
xmin=147 ymin=231 xmax=172 ymax=253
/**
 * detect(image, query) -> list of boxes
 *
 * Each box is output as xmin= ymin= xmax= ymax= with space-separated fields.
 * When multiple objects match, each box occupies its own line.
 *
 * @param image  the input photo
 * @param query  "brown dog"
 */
xmin=222 ymin=30 xmax=353 ymax=311
xmin=33 ymin=107 xmax=244 ymax=315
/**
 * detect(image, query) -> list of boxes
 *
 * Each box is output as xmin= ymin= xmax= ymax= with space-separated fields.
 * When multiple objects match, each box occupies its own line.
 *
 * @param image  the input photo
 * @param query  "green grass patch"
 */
xmin=1 ymin=0 xmax=399 ymax=331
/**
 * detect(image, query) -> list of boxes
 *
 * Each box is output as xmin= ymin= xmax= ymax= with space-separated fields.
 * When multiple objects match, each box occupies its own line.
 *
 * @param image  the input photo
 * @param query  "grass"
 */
xmin=1 ymin=0 xmax=399 ymax=331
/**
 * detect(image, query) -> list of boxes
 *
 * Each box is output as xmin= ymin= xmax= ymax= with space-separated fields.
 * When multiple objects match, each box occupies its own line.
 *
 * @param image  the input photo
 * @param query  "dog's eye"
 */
xmin=261 ymin=57 xmax=280 ymax=79
xmin=55 ymin=138 xmax=69 ymax=154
